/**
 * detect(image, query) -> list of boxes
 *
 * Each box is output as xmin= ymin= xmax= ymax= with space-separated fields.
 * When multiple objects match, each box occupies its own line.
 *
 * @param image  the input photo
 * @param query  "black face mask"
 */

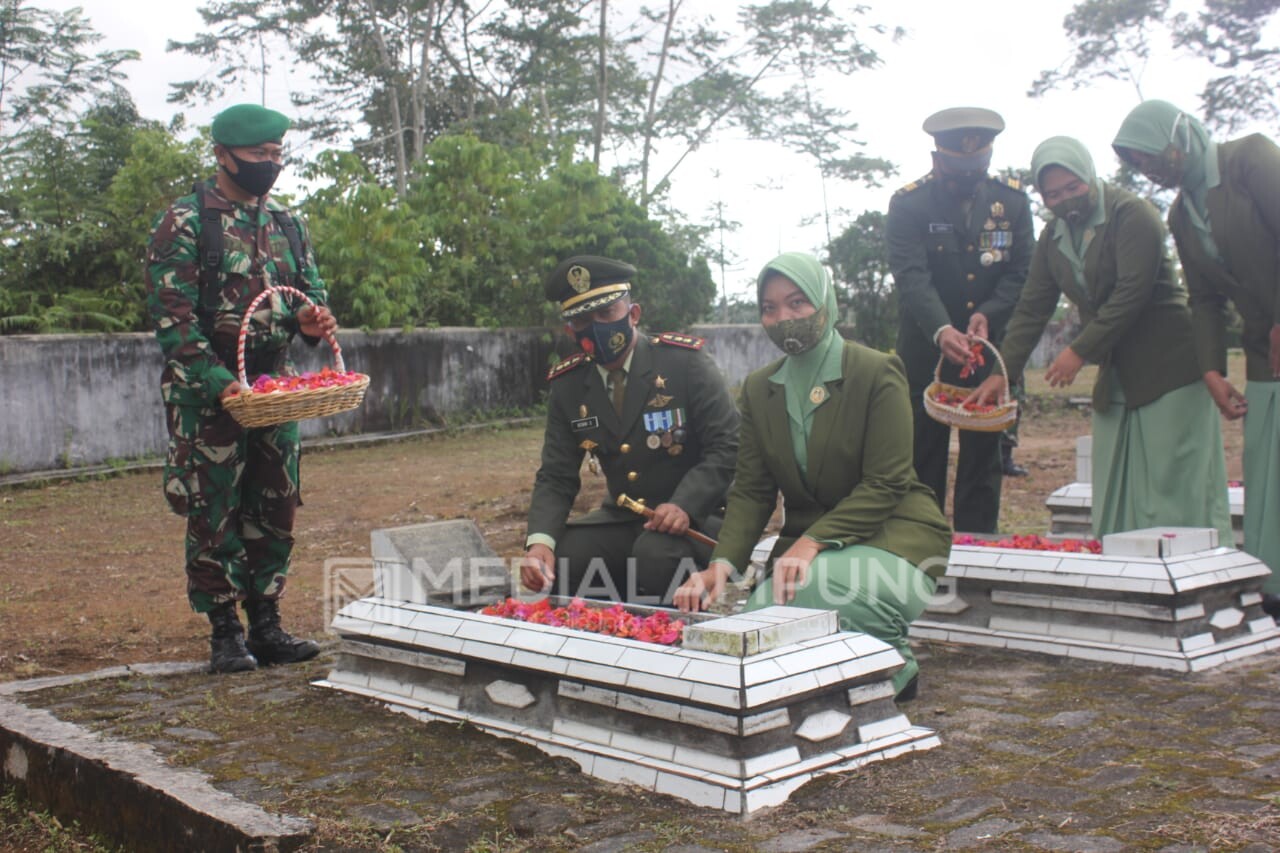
xmin=224 ymin=150 xmax=283 ymax=197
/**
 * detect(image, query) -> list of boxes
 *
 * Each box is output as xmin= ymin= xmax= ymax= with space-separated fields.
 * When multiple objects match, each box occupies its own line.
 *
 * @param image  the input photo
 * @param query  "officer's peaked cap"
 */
xmin=546 ymin=255 xmax=636 ymax=319
xmin=923 ymin=107 xmax=1005 ymax=153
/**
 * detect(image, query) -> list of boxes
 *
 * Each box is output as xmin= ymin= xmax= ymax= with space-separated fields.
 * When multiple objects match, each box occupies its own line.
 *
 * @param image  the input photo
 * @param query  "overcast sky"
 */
xmin=44 ymin=0 xmax=1276 ymax=301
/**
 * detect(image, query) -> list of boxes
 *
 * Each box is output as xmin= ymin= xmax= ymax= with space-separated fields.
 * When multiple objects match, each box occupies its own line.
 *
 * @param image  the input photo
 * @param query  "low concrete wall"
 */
xmin=0 ymin=328 xmax=556 ymax=475
xmin=0 ymin=320 xmax=1064 ymax=475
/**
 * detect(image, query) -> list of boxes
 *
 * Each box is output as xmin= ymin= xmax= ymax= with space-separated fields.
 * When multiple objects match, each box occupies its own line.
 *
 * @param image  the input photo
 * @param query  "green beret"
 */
xmin=545 ymin=255 xmax=636 ymax=319
xmin=211 ymin=104 xmax=291 ymax=147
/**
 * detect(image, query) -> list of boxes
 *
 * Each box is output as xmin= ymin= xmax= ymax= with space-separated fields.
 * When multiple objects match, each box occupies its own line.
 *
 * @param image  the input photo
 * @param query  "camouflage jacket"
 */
xmin=144 ymin=178 xmax=328 ymax=408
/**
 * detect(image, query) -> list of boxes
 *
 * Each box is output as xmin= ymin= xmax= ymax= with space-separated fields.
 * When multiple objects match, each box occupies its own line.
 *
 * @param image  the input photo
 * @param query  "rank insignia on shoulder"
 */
xmin=547 ymin=352 xmax=590 ymax=381
xmin=998 ymin=175 xmax=1021 ymax=191
xmin=894 ymin=173 xmax=932 ymax=195
xmin=657 ymin=332 xmax=704 ymax=350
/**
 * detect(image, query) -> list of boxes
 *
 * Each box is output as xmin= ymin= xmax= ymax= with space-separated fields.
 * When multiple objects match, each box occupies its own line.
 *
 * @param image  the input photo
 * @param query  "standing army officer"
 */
xmin=886 ymin=107 xmax=1034 ymax=533
xmin=520 ymin=256 xmax=740 ymax=604
xmin=145 ymin=104 xmax=332 ymax=673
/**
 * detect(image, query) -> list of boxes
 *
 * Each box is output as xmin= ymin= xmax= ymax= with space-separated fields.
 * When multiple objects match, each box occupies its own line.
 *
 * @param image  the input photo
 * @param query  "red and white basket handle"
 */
xmin=236 ymin=285 xmax=344 ymax=387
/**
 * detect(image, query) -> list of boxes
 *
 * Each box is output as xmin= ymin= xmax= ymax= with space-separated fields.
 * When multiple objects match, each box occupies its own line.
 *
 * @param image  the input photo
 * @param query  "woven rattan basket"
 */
xmin=922 ymin=336 xmax=1017 ymax=433
xmin=222 ymin=285 xmax=370 ymax=428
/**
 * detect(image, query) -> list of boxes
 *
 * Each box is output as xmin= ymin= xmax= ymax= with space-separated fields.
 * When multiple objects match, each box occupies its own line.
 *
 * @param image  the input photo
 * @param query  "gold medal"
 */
xmin=667 ymin=444 xmax=684 ymax=457
xmin=661 ymin=430 xmax=674 ymax=447
xmin=646 ymin=434 xmax=662 ymax=450
xmin=980 ymin=251 xmax=995 ymax=267
xmin=990 ymin=249 xmax=1003 ymax=263
xmin=809 ymin=386 xmax=827 ymax=405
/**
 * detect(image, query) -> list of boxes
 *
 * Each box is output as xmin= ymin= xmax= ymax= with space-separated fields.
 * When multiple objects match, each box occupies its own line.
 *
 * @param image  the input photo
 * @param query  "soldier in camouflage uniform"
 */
xmin=520 ymin=256 xmax=740 ymax=604
xmin=145 ymin=104 xmax=334 ymax=673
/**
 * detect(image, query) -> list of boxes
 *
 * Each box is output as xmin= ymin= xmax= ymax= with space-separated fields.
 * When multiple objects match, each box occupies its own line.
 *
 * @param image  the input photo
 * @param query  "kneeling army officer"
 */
xmin=520 ymin=256 xmax=740 ymax=604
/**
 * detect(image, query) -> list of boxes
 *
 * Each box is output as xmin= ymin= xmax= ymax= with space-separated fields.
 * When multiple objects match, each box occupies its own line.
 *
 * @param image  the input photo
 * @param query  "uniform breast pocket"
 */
xmin=929 ymin=231 xmax=961 ymax=256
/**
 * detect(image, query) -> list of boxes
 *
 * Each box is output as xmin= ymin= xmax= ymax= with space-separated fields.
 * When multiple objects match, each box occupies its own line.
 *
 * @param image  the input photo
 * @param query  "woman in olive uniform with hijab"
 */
xmin=1113 ymin=101 xmax=1280 ymax=616
xmin=968 ymin=137 xmax=1232 ymax=543
xmin=673 ymin=252 xmax=951 ymax=699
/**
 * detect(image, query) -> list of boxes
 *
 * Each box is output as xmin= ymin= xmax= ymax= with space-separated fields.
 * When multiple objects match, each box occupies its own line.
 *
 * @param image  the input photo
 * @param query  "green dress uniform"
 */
xmin=1172 ymin=136 xmax=1280 ymax=592
xmin=1115 ymin=101 xmax=1280 ymax=592
xmin=527 ymin=257 xmax=739 ymax=604
xmin=1000 ymin=136 xmax=1231 ymax=543
xmin=712 ymin=341 xmax=951 ymax=693
xmin=887 ymin=171 xmax=1033 ymax=532
xmin=710 ymin=252 xmax=952 ymax=696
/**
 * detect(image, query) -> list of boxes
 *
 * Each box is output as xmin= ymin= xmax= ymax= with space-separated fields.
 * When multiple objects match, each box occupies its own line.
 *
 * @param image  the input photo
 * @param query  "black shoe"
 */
xmin=1001 ymin=454 xmax=1029 ymax=477
xmin=244 ymin=599 xmax=321 ymax=665
xmin=207 ymin=603 xmax=257 ymax=674
xmin=895 ymin=675 xmax=919 ymax=703
xmin=1262 ymin=593 xmax=1280 ymax=620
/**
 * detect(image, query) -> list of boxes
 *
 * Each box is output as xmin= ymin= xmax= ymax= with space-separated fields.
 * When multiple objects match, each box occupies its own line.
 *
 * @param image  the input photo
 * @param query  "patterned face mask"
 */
xmin=575 ymin=313 xmax=634 ymax=363
xmin=1049 ymin=193 xmax=1094 ymax=224
xmin=764 ymin=306 xmax=829 ymax=355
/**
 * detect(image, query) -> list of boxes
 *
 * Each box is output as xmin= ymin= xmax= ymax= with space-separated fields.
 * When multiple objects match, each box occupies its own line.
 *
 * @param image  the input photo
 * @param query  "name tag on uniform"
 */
xmin=570 ymin=416 xmax=599 ymax=432
xmin=928 ymin=223 xmax=953 ymax=233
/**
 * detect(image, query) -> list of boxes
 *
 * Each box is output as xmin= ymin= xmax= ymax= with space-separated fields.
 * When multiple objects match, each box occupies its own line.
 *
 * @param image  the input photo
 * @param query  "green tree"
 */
xmin=1032 ymin=0 xmax=1280 ymax=133
xmin=0 ymin=95 xmax=202 ymax=333
xmin=0 ymin=0 xmax=138 ymax=161
xmin=299 ymin=150 xmax=426 ymax=329
xmin=827 ymin=210 xmax=896 ymax=351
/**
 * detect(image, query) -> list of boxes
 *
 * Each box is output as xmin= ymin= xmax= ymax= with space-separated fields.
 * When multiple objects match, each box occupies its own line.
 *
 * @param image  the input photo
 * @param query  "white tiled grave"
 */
xmin=315 ymin=599 xmax=938 ymax=814
xmin=1046 ymin=436 xmax=1244 ymax=544
xmin=913 ymin=526 xmax=1280 ymax=671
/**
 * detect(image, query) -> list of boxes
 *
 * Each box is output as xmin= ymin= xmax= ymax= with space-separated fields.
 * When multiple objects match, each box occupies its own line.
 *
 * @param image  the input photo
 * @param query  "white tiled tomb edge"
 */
xmin=914 ymin=526 xmax=1279 ymax=671
xmin=317 ymin=597 xmax=937 ymax=814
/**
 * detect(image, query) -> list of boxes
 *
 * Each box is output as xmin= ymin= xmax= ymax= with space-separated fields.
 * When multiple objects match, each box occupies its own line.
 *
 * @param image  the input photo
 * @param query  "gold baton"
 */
xmin=617 ymin=493 xmax=718 ymax=548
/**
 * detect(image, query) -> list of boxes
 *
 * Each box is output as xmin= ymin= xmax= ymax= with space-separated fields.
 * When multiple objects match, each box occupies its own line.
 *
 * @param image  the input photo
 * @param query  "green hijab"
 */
xmin=1113 ymin=99 xmax=1220 ymax=259
xmin=758 ymin=252 xmax=843 ymax=479
xmin=1031 ymin=136 xmax=1108 ymax=287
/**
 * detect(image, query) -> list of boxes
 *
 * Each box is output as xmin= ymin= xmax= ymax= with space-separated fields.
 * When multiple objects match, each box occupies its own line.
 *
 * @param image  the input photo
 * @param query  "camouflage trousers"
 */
xmin=163 ymin=404 xmax=300 ymax=613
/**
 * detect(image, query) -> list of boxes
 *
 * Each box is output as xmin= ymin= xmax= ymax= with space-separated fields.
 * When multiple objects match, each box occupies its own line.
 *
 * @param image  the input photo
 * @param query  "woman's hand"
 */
xmin=964 ymin=374 xmax=1006 ymax=407
xmin=1204 ymin=371 xmax=1247 ymax=420
xmin=772 ymin=537 xmax=823 ymax=605
xmin=1044 ymin=347 xmax=1084 ymax=388
xmin=673 ymin=562 xmax=732 ymax=612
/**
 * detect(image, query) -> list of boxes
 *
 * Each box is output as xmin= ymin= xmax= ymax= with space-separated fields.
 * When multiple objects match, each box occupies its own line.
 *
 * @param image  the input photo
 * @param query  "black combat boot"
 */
xmin=243 ymin=599 xmax=321 ymax=665
xmin=207 ymin=603 xmax=258 ymax=674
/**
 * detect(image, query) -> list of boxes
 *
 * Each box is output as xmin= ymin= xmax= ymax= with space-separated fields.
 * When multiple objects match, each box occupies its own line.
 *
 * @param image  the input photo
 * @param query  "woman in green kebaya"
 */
xmin=673 ymin=251 xmax=950 ymax=700
xmin=1114 ymin=100 xmax=1280 ymax=616
xmin=968 ymin=136 xmax=1231 ymax=545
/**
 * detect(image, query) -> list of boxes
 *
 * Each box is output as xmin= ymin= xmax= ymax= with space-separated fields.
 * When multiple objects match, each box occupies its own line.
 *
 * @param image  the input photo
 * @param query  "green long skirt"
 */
xmin=1244 ymin=381 xmax=1280 ymax=593
xmin=747 ymin=545 xmax=937 ymax=694
xmin=1091 ymin=377 xmax=1232 ymax=544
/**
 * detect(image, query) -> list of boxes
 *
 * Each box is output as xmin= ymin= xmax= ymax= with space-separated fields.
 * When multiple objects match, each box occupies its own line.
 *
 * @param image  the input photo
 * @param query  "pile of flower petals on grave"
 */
xmin=952 ymin=533 xmax=1102 ymax=553
xmin=482 ymin=597 xmax=685 ymax=646
xmin=250 ymin=367 xmax=365 ymax=393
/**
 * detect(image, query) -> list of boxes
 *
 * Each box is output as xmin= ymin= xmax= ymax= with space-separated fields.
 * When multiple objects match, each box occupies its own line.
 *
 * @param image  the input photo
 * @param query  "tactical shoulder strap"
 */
xmin=269 ymin=206 xmax=309 ymax=289
xmin=193 ymin=182 xmax=223 ymax=338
